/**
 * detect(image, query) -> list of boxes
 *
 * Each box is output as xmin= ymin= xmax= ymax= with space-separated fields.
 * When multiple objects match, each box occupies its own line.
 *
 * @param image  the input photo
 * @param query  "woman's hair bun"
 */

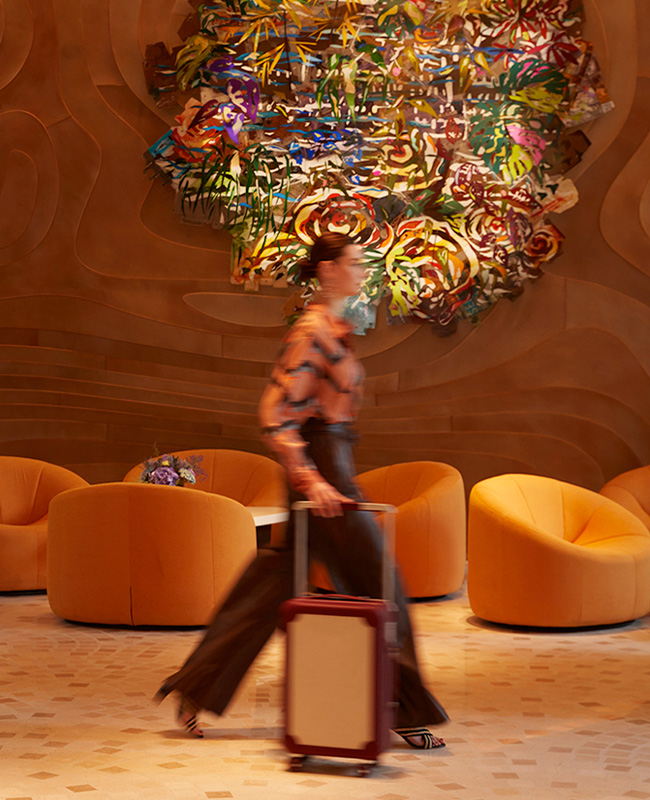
xmin=298 ymin=232 xmax=354 ymax=284
xmin=298 ymin=257 xmax=318 ymax=283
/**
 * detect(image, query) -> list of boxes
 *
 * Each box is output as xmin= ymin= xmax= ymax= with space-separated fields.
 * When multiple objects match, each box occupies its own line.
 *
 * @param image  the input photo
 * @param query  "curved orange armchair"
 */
xmin=468 ymin=474 xmax=650 ymax=627
xmin=0 ymin=456 xmax=87 ymax=591
xmin=312 ymin=461 xmax=466 ymax=598
xmin=123 ymin=448 xmax=287 ymax=509
xmin=600 ymin=466 xmax=650 ymax=530
xmin=47 ymin=482 xmax=257 ymax=626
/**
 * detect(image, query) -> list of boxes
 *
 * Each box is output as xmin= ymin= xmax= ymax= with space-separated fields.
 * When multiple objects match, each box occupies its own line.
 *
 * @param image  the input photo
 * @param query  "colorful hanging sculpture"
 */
xmin=144 ymin=0 xmax=613 ymax=334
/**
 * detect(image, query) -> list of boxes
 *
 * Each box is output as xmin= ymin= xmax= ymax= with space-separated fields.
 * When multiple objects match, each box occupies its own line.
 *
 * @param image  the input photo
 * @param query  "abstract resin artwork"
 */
xmin=144 ymin=0 xmax=613 ymax=334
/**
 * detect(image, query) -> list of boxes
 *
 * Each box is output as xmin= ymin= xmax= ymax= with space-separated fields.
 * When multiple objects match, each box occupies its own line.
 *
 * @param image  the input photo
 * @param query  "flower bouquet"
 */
xmin=139 ymin=453 xmax=204 ymax=487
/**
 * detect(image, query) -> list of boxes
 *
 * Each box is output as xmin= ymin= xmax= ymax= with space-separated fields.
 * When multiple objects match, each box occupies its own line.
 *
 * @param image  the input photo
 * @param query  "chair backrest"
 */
xmin=358 ymin=461 xmax=462 ymax=507
xmin=123 ymin=449 xmax=286 ymax=507
xmin=470 ymin=473 xmax=616 ymax=543
xmin=0 ymin=456 xmax=88 ymax=525
xmin=600 ymin=467 xmax=650 ymax=530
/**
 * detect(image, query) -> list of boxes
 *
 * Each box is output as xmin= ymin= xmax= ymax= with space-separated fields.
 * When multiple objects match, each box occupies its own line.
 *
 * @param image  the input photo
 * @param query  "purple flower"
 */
xmin=151 ymin=466 xmax=179 ymax=485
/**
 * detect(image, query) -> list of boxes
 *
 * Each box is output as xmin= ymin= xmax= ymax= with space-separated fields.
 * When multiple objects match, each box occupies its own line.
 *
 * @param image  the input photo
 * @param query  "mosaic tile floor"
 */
xmin=1 ymin=588 xmax=649 ymax=800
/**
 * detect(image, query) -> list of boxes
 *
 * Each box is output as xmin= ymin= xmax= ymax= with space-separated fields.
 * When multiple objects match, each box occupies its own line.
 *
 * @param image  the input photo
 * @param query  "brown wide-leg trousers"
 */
xmin=158 ymin=422 xmax=448 ymax=728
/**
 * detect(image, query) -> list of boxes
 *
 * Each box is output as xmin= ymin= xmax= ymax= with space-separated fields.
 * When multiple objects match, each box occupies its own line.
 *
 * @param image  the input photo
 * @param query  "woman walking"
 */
xmin=156 ymin=232 xmax=448 ymax=749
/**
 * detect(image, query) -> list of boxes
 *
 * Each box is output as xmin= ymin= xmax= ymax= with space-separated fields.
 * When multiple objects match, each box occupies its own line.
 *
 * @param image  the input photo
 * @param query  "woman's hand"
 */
xmin=305 ymin=480 xmax=350 ymax=518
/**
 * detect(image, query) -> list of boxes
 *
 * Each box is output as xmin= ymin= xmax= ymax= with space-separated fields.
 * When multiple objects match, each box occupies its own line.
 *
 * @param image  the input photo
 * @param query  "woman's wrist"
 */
xmin=292 ymin=466 xmax=323 ymax=494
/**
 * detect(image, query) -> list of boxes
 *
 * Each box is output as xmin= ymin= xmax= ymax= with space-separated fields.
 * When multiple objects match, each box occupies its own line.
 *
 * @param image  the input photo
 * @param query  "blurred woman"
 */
xmin=156 ymin=232 xmax=448 ymax=749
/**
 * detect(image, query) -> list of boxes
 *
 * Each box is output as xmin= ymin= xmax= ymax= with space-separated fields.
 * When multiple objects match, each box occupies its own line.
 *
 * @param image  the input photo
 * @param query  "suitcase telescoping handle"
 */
xmin=291 ymin=500 xmax=398 ymax=605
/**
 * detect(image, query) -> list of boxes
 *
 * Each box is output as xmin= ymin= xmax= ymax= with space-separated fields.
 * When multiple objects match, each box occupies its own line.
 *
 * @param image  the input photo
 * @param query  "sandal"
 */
xmin=153 ymin=685 xmax=204 ymax=739
xmin=177 ymin=694 xmax=204 ymax=739
xmin=394 ymin=727 xmax=445 ymax=749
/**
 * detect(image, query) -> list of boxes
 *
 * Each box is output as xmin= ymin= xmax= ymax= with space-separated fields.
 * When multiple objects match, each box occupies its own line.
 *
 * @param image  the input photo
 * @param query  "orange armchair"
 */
xmin=600 ymin=466 xmax=650 ymax=530
xmin=47 ymin=482 xmax=257 ymax=626
xmin=312 ymin=461 xmax=466 ymax=598
xmin=468 ymin=474 xmax=650 ymax=627
xmin=0 ymin=456 xmax=87 ymax=591
xmin=123 ymin=448 xmax=287 ymax=509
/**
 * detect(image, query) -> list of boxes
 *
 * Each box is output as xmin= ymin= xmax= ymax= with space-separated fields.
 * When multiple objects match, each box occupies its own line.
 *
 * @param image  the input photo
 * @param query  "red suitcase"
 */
xmin=281 ymin=500 xmax=398 ymax=776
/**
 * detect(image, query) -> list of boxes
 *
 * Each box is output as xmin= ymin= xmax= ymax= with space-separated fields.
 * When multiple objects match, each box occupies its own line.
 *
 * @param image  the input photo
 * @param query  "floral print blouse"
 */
xmin=258 ymin=303 xmax=364 ymax=493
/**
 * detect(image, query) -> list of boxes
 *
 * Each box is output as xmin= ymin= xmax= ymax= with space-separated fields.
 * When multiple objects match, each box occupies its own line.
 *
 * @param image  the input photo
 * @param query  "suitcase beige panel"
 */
xmin=286 ymin=612 xmax=375 ymax=750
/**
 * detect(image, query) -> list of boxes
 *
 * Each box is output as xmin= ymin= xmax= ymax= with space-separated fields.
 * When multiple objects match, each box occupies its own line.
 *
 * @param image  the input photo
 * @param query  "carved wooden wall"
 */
xmin=1 ymin=0 xmax=648 ymax=490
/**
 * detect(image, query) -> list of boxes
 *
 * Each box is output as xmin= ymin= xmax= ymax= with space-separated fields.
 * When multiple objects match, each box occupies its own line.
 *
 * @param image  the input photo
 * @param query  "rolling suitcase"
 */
xmin=281 ymin=500 xmax=399 ymax=776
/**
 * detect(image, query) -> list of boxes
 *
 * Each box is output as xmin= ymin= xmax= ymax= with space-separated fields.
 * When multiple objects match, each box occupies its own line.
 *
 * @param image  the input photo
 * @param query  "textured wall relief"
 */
xmin=144 ymin=0 xmax=613 ymax=334
xmin=0 ymin=0 xmax=647 ymax=493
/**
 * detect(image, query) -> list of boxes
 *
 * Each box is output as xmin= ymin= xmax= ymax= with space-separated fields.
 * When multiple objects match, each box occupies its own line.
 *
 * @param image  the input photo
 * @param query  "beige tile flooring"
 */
xmin=1 ymin=587 xmax=649 ymax=800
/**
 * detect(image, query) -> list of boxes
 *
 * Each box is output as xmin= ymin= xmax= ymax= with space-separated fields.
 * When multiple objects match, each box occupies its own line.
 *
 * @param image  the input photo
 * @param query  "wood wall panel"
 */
xmin=0 ymin=0 xmax=648 ymax=491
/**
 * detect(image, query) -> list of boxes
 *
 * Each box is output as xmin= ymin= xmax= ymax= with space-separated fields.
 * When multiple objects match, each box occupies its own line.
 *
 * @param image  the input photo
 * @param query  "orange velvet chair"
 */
xmin=468 ymin=474 xmax=650 ymax=627
xmin=600 ymin=466 xmax=650 ymax=530
xmin=47 ymin=482 xmax=257 ymax=626
xmin=311 ymin=461 xmax=466 ymax=598
xmin=0 ymin=456 xmax=88 ymax=591
xmin=126 ymin=448 xmax=288 ymax=550
xmin=123 ymin=448 xmax=287 ymax=509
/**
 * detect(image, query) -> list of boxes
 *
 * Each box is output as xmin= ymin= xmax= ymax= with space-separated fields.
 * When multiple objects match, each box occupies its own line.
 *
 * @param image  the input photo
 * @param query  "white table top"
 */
xmin=247 ymin=506 xmax=290 ymax=526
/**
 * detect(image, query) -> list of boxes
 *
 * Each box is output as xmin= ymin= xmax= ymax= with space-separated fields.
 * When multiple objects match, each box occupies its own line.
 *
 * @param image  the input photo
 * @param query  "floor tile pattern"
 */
xmin=1 ymin=589 xmax=648 ymax=799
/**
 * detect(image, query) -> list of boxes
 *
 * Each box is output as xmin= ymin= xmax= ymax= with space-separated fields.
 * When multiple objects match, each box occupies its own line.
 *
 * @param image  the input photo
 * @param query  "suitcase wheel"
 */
xmin=357 ymin=761 xmax=376 ymax=777
xmin=289 ymin=755 xmax=307 ymax=772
